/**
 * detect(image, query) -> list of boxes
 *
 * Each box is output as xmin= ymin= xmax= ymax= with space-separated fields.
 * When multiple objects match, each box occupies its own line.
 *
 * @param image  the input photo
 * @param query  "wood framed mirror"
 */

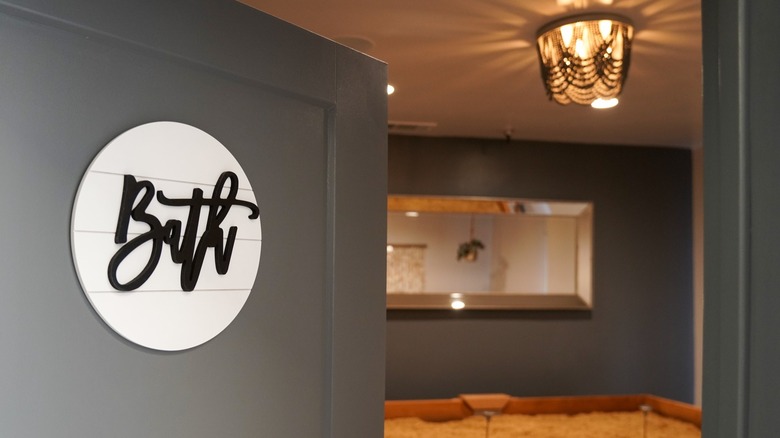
xmin=387 ymin=196 xmax=593 ymax=310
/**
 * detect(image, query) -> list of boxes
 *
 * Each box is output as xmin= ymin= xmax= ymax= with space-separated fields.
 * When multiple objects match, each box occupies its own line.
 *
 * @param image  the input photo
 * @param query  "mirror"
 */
xmin=387 ymin=196 xmax=593 ymax=310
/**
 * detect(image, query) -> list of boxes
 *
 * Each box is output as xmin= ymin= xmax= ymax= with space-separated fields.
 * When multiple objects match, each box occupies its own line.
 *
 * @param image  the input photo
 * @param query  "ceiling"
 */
xmin=241 ymin=0 xmax=702 ymax=148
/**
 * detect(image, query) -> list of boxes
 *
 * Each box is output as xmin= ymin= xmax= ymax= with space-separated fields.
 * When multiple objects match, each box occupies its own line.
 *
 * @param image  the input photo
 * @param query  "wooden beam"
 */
xmin=388 ymin=196 xmax=508 ymax=214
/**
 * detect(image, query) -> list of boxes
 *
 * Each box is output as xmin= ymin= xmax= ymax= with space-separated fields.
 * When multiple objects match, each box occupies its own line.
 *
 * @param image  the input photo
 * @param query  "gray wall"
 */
xmin=0 ymin=1 xmax=386 ymax=437
xmin=386 ymin=135 xmax=693 ymax=403
xmin=702 ymin=0 xmax=780 ymax=435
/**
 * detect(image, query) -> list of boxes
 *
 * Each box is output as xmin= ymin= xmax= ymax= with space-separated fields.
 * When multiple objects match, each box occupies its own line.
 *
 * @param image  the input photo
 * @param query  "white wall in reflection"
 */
xmin=387 ymin=212 xmax=578 ymax=295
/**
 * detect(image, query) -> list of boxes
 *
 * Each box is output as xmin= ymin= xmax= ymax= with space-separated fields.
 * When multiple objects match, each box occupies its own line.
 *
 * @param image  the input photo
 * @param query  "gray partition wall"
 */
xmin=0 ymin=1 xmax=386 ymax=437
xmin=702 ymin=0 xmax=780 ymax=436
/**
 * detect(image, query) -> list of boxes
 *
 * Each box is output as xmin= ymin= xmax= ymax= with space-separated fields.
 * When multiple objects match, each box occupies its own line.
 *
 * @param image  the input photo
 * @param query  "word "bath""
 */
xmin=108 ymin=171 xmax=260 ymax=292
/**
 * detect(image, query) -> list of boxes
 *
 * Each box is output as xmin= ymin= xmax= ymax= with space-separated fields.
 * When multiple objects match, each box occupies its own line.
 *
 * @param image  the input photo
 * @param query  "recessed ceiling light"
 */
xmin=591 ymin=98 xmax=619 ymax=109
xmin=387 ymin=84 xmax=395 ymax=95
xmin=404 ymin=211 xmax=419 ymax=217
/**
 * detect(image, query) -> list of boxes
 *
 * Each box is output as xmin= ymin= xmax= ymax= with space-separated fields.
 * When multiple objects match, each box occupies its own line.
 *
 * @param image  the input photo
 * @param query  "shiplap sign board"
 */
xmin=71 ymin=122 xmax=262 ymax=351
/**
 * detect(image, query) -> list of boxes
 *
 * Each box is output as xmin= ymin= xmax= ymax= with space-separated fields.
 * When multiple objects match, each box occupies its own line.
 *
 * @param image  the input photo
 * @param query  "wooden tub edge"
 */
xmin=385 ymin=393 xmax=701 ymax=427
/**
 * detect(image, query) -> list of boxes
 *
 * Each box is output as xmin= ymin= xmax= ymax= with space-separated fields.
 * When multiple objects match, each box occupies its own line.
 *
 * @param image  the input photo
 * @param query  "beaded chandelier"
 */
xmin=536 ymin=14 xmax=634 ymax=106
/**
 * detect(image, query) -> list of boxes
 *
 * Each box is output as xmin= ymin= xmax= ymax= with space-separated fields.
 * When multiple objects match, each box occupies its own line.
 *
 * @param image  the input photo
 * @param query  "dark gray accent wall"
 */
xmin=0 ymin=1 xmax=386 ymax=437
xmin=387 ymin=135 xmax=693 ymax=403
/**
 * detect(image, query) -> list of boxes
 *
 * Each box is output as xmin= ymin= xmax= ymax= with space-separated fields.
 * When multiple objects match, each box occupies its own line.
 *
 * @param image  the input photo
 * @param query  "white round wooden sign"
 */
xmin=71 ymin=122 xmax=262 ymax=351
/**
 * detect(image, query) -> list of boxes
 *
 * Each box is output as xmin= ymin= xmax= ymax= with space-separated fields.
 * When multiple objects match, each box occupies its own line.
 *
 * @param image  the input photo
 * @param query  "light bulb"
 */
xmin=576 ymin=27 xmax=590 ymax=58
xmin=575 ymin=39 xmax=586 ymax=58
xmin=591 ymin=98 xmax=619 ymax=109
xmin=599 ymin=20 xmax=613 ymax=39
xmin=560 ymin=24 xmax=574 ymax=47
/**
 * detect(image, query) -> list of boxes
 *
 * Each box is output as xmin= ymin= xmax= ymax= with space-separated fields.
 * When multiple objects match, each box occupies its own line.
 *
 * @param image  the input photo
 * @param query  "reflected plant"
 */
xmin=457 ymin=238 xmax=485 ymax=262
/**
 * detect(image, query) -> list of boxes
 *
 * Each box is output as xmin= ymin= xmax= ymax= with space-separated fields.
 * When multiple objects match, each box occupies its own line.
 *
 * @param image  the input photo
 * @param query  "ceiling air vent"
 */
xmin=388 ymin=120 xmax=437 ymax=134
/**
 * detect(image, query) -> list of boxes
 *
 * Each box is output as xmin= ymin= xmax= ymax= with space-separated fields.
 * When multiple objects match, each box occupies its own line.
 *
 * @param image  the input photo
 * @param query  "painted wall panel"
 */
xmin=0 ymin=1 xmax=385 ymax=437
xmin=702 ymin=0 xmax=780 ymax=435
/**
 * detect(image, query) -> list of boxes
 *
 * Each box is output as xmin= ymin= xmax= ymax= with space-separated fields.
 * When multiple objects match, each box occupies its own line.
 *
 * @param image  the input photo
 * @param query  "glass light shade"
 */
xmin=536 ymin=14 xmax=633 ymax=105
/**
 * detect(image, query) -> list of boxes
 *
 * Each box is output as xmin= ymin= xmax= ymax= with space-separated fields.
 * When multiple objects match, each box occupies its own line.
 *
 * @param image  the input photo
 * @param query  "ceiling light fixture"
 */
xmin=536 ymin=14 xmax=633 ymax=106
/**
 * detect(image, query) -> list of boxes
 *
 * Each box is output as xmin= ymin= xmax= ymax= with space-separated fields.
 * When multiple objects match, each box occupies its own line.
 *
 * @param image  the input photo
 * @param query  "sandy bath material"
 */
xmin=385 ymin=411 xmax=700 ymax=438
xmin=385 ymin=416 xmax=487 ymax=438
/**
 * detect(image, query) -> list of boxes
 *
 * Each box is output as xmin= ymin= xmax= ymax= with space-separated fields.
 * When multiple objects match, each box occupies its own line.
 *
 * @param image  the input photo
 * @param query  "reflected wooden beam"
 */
xmin=388 ymin=196 xmax=510 ymax=214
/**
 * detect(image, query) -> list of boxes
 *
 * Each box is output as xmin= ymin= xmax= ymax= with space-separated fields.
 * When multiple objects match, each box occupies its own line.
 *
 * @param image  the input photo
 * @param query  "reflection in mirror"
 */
xmin=387 ymin=196 xmax=593 ymax=310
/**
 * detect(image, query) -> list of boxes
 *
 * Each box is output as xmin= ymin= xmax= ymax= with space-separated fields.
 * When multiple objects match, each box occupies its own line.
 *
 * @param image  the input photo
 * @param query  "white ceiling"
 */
xmin=241 ymin=0 xmax=702 ymax=148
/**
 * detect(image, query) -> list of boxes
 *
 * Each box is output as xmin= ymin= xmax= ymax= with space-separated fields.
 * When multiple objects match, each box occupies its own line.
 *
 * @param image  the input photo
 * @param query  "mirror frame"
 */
xmin=386 ymin=196 xmax=594 ymax=311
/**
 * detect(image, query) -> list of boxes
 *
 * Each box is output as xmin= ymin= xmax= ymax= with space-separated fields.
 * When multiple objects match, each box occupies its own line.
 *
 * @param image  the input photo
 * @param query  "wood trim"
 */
xmin=645 ymin=395 xmax=702 ymax=427
xmin=459 ymin=393 xmax=511 ymax=413
xmin=388 ymin=196 xmax=510 ymax=214
xmin=385 ymin=398 xmax=472 ymax=422
xmin=503 ymin=394 xmax=646 ymax=415
xmin=385 ymin=394 xmax=702 ymax=428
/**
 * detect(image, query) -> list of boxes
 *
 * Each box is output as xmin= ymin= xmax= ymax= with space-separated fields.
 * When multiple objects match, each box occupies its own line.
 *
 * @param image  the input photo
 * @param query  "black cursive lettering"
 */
xmin=108 ymin=171 xmax=260 ymax=292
